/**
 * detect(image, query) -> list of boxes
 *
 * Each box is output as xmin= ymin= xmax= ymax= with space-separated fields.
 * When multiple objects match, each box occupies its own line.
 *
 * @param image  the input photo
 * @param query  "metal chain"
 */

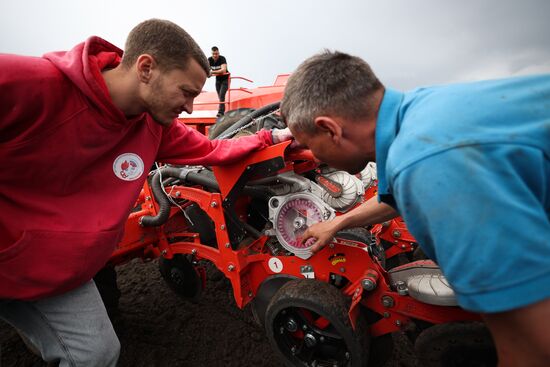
xmin=217 ymin=109 xmax=280 ymax=140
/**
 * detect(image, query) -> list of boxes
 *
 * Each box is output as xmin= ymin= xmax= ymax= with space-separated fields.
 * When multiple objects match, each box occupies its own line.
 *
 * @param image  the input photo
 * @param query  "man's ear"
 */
xmin=136 ymin=54 xmax=157 ymax=83
xmin=314 ymin=116 xmax=343 ymax=143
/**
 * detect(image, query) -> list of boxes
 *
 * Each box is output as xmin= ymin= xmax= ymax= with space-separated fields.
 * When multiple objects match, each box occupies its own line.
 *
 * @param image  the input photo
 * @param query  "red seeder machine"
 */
xmin=105 ymin=76 xmax=496 ymax=367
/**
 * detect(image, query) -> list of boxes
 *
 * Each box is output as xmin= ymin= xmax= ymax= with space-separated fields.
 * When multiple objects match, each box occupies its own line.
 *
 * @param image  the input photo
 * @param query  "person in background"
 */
xmin=208 ymin=46 xmax=229 ymax=117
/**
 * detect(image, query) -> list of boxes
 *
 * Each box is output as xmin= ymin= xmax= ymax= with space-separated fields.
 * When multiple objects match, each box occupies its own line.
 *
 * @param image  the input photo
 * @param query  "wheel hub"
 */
xmin=304 ymin=333 xmax=317 ymax=347
xmin=274 ymin=307 xmax=349 ymax=366
xmin=285 ymin=318 xmax=298 ymax=332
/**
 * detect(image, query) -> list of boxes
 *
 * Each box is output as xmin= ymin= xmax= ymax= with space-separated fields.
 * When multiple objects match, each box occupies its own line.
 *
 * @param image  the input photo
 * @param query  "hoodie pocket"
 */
xmin=0 ymin=229 xmax=122 ymax=300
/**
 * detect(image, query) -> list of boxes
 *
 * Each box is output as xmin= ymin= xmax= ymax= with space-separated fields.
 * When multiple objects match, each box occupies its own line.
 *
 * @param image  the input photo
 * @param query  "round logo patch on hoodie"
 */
xmin=113 ymin=153 xmax=144 ymax=181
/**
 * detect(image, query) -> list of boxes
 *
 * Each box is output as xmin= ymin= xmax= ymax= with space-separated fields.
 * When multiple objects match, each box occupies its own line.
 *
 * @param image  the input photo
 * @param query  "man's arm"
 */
xmin=157 ymin=123 xmax=270 ymax=165
xmin=156 ymin=122 xmax=292 ymax=166
xmin=210 ymin=63 xmax=227 ymax=76
xmin=483 ymin=299 xmax=550 ymax=366
xmin=302 ymin=196 xmax=398 ymax=252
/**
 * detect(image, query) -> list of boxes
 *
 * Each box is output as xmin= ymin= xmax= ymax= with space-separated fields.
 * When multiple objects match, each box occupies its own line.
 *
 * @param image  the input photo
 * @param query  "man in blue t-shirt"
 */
xmin=281 ymin=50 xmax=550 ymax=366
xmin=208 ymin=46 xmax=229 ymax=117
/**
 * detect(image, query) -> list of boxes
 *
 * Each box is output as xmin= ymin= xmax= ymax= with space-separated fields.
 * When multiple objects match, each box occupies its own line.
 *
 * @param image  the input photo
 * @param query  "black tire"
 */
xmin=208 ymin=108 xmax=255 ymax=139
xmin=336 ymin=228 xmax=386 ymax=269
xmin=414 ymin=322 xmax=497 ymax=367
xmin=233 ymin=130 xmax=255 ymax=138
xmin=230 ymin=113 xmax=285 ymax=138
xmin=253 ymin=113 xmax=285 ymax=131
xmin=265 ymin=279 xmax=370 ymax=367
xmin=336 ymin=228 xmax=373 ymax=244
xmin=250 ymin=276 xmax=296 ymax=328
xmin=158 ymin=254 xmax=203 ymax=302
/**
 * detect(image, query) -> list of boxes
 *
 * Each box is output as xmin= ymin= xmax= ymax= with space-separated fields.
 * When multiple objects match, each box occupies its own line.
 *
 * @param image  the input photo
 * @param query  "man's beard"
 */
xmin=145 ymin=78 xmax=173 ymax=126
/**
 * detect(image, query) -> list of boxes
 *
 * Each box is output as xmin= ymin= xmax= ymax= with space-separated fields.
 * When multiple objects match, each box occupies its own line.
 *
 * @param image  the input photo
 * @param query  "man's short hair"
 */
xmin=121 ymin=19 xmax=210 ymax=75
xmin=211 ymin=46 xmax=219 ymax=52
xmin=281 ymin=50 xmax=383 ymax=134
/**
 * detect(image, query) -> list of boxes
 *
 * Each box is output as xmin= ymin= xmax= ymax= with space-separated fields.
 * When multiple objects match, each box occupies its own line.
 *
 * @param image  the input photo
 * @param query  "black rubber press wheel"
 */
xmin=265 ymin=279 xmax=369 ymax=366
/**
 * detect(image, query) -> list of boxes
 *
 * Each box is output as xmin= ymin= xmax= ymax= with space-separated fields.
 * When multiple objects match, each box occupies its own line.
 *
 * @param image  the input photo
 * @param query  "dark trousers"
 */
xmin=215 ymin=79 xmax=228 ymax=115
xmin=0 ymin=281 xmax=120 ymax=366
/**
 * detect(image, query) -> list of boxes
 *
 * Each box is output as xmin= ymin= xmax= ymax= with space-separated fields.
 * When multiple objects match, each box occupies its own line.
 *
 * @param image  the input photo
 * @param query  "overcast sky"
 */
xmin=1 ymin=0 xmax=549 ymax=92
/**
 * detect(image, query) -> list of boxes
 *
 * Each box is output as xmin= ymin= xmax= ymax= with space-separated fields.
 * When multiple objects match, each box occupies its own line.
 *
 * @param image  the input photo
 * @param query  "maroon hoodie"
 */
xmin=0 ymin=37 xmax=273 ymax=300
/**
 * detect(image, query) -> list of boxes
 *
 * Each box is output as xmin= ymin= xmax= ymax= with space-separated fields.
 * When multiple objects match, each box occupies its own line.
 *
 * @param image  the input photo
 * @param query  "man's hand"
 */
xmin=300 ymin=217 xmax=343 ymax=253
xmin=300 ymin=197 xmax=400 ymax=254
xmin=271 ymin=127 xmax=302 ymax=148
xmin=271 ymin=127 xmax=292 ymax=144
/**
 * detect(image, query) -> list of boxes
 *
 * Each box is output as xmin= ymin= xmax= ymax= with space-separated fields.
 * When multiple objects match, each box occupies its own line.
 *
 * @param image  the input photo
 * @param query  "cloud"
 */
xmin=455 ymin=50 xmax=550 ymax=82
xmin=1 ymin=0 xmax=549 ymax=91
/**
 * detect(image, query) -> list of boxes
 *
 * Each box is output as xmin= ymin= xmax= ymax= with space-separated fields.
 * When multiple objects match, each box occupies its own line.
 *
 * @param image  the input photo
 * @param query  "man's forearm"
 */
xmin=211 ymin=65 xmax=227 ymax=75
xmin=334 ymin=196 xmax=398 ymax=231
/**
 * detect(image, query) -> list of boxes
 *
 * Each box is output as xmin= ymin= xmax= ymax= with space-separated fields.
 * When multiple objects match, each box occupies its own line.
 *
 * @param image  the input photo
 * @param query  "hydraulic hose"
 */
xmin=186 ymin=171 xmax=219 ymax=191
xmin=140 ymin=166 xmax=271 ymax=227
xmin=141 ymin=167 xmax=221 ymax=227
xmin=140 ymin=168 xmax=174 ymax=227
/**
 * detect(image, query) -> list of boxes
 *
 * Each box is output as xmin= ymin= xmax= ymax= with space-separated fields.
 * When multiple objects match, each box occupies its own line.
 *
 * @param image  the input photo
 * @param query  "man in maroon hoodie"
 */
xmin=0 ymin=19 xmax=290 ymax=366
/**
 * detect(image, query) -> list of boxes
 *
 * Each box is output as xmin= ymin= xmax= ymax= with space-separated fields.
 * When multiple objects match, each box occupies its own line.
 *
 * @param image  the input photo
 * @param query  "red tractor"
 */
xmin=104 ymin=76 xmax=496 ymax=367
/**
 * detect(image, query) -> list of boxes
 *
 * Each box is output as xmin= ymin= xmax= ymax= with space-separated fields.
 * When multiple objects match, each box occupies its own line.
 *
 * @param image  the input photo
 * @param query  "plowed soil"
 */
xmin=0 ymin=259 xmax=419 ymax=367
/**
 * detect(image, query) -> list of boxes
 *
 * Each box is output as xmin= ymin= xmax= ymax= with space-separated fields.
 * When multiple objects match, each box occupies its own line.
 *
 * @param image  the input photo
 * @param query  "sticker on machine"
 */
xmin=113 ymin=153 xmax=144 ymax=181
xmin=329 ymin=253 xmax=347 ymax=266
xmin=268 ymin=257 xmax=283 ymax=273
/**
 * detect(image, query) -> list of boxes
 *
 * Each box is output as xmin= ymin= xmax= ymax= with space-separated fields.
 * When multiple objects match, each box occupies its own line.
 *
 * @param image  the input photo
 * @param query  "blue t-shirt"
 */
xmin=375 ymin=74 xmax=550 ymax=312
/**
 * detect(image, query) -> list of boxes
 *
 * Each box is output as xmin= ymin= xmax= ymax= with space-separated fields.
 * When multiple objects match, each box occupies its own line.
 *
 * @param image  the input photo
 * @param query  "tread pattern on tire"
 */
xmin=265 ymin=279 xmax=370 ymax=367
xmin=208 ymin=108 xmax=255 ymax=139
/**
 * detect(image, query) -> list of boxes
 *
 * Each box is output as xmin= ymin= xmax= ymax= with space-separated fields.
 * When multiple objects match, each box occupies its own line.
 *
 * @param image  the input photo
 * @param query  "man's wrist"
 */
xmin=332 ymin=215 xmax=348 ymax=233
